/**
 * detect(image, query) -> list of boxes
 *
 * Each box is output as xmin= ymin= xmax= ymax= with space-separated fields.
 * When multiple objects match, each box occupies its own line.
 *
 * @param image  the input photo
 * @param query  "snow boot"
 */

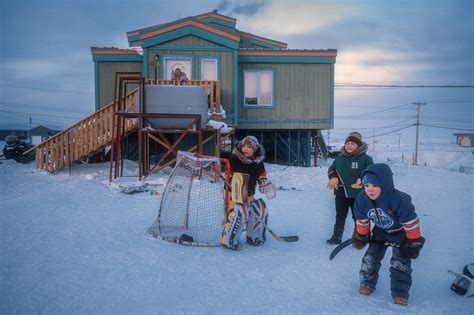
xmin=359 ymin=286 xmax=374 ymax=296
xmin=326 ymin=235 xmax=342 ymax=245
xmin=393 ymin=296 xmax=408 ymax=306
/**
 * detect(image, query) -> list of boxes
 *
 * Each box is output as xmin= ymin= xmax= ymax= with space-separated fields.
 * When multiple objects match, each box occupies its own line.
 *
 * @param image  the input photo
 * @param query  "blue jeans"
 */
xmin=359 ymin=227 xmax=413 ymax=298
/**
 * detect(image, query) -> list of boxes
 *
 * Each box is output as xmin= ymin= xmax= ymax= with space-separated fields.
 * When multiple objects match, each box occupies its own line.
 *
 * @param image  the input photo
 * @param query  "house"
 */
xmin=454 ymin=133 xmax=474 ymax=147
xmin=28 ymin=125 xmax=58 ymax=145
xmin=91 ymin=10 xmax=337 ymax=167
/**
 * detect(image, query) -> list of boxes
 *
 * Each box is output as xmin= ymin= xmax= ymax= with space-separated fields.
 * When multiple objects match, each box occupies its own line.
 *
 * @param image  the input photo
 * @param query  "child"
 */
xmin=221 ymin=135 xmax=276 ymax=250
xmin=352 ymin=163 xmax=425 ymax=306
xmin=326 ymin=132 xmax=373 ymax=244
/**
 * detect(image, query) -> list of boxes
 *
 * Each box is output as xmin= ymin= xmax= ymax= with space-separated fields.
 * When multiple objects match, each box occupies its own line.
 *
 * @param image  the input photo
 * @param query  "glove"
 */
xmin=327 ymin=177 xmax=339 ymax=190
xmin=351 ymin=178 xmax=362 ymax=189
xmin=258 ymin=179 xmax=277 ymax=200
xmin=352 ymin=231 xmax=370 ymax=250
xmin=400 ymin=236 xmax=425 ymax=259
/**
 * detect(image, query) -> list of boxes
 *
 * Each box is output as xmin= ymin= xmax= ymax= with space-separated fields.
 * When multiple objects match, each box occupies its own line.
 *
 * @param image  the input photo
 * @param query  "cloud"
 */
xmin=335 ymin=48 xmax=431 ymax=85
xmin=233 ymin=0 xmax=356 ymax=36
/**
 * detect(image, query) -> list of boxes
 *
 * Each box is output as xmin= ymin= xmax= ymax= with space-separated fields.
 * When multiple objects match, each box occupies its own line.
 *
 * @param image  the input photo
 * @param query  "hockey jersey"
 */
xmin=354 ymin=163 xmax=421 ymax=239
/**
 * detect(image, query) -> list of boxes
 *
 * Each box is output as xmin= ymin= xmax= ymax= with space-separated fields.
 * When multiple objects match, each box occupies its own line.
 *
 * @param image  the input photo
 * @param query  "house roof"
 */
xmin=125 ymin=11 xmax=288 ymax=50
xmin=454 ymin=133 xmax=474 ymax=137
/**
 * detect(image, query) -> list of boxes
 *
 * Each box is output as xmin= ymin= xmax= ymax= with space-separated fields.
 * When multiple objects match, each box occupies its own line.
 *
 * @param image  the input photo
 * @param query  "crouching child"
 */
xmin=352 ymin=163 xmax=425 ymax=306
xmin=221 ymin=136 xmax=276 ymax=250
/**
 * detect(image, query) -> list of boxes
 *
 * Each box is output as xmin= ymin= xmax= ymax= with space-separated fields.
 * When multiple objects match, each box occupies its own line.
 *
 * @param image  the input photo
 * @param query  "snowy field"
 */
xmin=1 ymin=142 xmax=473 ymax=314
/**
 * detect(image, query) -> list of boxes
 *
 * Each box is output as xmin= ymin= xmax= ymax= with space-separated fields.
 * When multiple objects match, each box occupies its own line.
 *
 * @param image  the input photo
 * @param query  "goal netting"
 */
xmin=148 ymin=151 xmax=230 ymax=246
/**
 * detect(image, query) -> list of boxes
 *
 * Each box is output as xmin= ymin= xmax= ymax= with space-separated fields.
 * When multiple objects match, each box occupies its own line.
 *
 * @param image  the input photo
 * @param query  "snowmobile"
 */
xmin=2 ymin=135 xmax=35 ymax=164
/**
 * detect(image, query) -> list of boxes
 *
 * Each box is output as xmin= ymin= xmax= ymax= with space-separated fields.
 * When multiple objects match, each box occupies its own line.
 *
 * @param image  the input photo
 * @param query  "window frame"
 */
xmin=198 ymin=56 xmax=220 ymax=81
xmin=160 ymin=54 xmax=195 ymax=80
xmin=242 ymin=68 xmax=276 ymax=108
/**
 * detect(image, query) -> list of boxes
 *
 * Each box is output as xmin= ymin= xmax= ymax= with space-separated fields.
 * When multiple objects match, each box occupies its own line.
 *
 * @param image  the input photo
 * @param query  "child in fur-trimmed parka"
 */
xmin=221 ymin=135 xmax=276 ymax=250
xmin=352 ymin=163 xmax=425 ymax=306
xmin=326 ymin=132 xmax=373 ymax=245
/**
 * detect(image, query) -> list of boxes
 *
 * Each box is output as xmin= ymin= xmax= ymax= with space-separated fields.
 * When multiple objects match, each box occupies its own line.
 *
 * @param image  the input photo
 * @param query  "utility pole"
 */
xmin=372 ymin=128 xmax=375 ymax=151
xmin=396 ymin=133 xmax=401 ymax=149
xmin=413 ymin=101 xmax=426 ymax=166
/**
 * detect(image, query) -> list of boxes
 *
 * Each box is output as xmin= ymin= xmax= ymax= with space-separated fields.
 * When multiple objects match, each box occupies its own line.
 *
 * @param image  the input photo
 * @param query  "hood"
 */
xmin=233 ymin=142 xmax=265 ymax=164
xmin=361 ymin=163 xmax=394 ymax=200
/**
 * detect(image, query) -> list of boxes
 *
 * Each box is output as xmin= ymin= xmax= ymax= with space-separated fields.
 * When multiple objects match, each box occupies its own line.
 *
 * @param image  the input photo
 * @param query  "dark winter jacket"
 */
xmin=229 ymin=143 xmax=267 ymax=197
xmin=328 ymin=143 xmax=373 ymax=198
xmin=354 ymin=163 xmax=421 ymax=239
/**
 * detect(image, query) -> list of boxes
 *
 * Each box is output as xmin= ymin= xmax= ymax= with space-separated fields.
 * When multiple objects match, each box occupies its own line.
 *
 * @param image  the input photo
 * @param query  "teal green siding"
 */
xmin=97 ymin=62 xmax=143 ymax=109
xmin=160 ymin=35 xmax=221 ymax=47
xmin=238 ymin=63 xmax=332 ymax=130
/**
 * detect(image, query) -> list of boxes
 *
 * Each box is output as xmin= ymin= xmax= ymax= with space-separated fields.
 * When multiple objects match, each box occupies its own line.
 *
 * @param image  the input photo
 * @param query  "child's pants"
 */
xmin=359 ymin=227 xmax=413 ymax=298
xmin=221 ymin=198 xmax=268 ymax=250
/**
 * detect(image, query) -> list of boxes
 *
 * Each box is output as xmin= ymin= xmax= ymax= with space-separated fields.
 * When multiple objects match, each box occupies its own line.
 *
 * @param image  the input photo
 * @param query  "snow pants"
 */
xmin=221 ymin=198 xmax=268 ymax=250
xmin=331 ymin=196 xmax=356 ymax=240
xmin=359 ymin=227 xmax=413 ymax=298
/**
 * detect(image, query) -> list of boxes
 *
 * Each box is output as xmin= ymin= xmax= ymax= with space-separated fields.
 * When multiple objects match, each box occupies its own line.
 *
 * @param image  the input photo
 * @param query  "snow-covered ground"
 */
xmin=1 ymin=142 xmax=473 ymax=314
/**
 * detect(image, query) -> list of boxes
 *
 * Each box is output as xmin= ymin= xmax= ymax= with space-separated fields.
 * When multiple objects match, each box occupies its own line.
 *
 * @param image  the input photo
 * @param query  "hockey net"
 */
xmin=148 ymin=151 xmax=231 ymax=246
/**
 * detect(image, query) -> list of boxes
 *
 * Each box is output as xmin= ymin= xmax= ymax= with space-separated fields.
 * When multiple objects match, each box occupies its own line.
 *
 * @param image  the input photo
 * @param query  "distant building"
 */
xmin=454 ymin=133 xmax=474 ymax=147
xmin=29 ymin=125 xmax=58 ymax=145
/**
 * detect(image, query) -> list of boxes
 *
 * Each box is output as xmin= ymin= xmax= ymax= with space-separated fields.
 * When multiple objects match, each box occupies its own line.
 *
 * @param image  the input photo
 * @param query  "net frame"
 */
xmin=148 ymin=151 xmax=231 ymax=246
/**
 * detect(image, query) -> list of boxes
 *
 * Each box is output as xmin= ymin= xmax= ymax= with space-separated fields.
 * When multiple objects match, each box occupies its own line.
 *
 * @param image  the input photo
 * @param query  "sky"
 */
xmin=0 ymin=0 xmax=473 ymax=143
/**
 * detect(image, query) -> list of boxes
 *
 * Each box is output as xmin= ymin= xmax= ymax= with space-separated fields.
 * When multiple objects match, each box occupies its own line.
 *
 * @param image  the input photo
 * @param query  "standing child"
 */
xmin=326 ymin=132 xmax=373 ymax=244
xmin=221 ymin=135 xmax=276 ymax=250
xmin=352 ymin=163 xmax=425 ymax=306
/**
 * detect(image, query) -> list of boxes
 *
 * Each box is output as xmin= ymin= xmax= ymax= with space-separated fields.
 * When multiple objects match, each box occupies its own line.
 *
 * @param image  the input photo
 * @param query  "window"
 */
xmin=200 ymin=58 xmax=218 ymax=80
xmin=244 ymin=70 xmax=274 ymax=106
xmin=163 ymin=57 xmax=192 ymax=80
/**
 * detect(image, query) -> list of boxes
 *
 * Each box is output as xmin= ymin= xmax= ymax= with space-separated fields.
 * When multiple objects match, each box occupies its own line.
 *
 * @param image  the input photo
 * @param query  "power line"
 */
xmin=0 ymin=101 xmax=91 ymax=114
xmin=0 ymin=109 xmax=83 ymax=120
xmin=0 ymin=83 xmax=94 ymax=95
xmin=335 ymin=82 xmax=474 ymax=88
xmin=421 ymin=123 xmax=474 ymax=131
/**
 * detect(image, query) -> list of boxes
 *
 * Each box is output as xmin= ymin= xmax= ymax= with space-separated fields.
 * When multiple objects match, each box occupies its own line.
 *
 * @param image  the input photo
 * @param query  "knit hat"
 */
xmin=361 ymin=172 xmax=381 ymax=187
xmin=345 ymin=131 xmax=362 ymax=147
xmin=240 ymin=135 xmax=259 ymax=151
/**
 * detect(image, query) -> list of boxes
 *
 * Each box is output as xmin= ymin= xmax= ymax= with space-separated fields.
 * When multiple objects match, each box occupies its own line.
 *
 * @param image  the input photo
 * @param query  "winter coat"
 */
xmin=229 ymin=143 xmax=267 ymax=197
xmin=328 ymin=142 xmax=373 ymax=198
xmin=354 ymin=163 xmax=421 ymax=239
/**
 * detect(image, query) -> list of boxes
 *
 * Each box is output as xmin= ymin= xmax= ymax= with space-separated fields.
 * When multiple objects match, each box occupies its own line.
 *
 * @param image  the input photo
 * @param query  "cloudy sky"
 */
xmin=1 ymin=0 xmax=473 ymax=142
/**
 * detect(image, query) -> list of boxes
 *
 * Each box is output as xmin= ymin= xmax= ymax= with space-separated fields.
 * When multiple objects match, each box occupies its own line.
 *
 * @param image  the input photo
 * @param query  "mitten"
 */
xmin=351 ymin=178 xmax=362 ymax=189
xmin=258 ymin=179 xmax=277 ymax=199
xmin=352 ymin=231 xmax=370 ymax=250
xmin=400 ymin=236 xmax=425 ymax=259
xmin=327 ymin=177 xmax=339 ymax=190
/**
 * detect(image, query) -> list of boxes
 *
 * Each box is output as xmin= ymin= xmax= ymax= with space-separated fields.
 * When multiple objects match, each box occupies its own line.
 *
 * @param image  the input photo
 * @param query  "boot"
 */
xmin=359 ymin=286 xmax=374 ymax=296
xmin=393 ymin=296 xmax=408 ymax=306
xmin=326 ymin=235 xmax=342 ymax=245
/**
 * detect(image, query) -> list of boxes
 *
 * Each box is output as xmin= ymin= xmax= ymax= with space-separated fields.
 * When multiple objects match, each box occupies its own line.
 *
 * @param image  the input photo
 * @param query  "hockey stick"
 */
xmin=329 ymin=238 xmax=400 ymax=260
xmin=249 ymin=200 xmax=299 ymax=242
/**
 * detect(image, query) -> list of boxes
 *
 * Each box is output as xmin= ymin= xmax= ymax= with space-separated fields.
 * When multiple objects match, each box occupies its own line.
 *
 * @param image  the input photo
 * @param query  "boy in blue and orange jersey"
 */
xmin=352 ymin=163 xmax=425 ymax=306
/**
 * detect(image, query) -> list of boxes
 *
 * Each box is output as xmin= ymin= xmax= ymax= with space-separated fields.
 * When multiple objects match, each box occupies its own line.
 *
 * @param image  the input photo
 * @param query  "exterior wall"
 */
xmin=146 ymin=35 xmax=234 ymax=119
xmin=237 ymin=62 xmax=332 ymax=130
xmin=460 ymin=137 xmax=473 ymax=147
xmin=96 ymin=62 xmax=143 ymax=109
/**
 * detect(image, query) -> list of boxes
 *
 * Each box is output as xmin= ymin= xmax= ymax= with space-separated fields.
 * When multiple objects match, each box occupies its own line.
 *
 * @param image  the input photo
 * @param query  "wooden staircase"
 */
xmin=35 ymin=91 xmax=139 ymax=173
xmin=34 ymin=80 xmax=222 ymax=173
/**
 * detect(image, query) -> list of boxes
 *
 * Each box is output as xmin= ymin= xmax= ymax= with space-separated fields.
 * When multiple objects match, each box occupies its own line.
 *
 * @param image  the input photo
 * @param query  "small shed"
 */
xmin=454 ymin=133 xmax=474 ymax=147
xmin=29 ymin=125 xmax=57 ymax=145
